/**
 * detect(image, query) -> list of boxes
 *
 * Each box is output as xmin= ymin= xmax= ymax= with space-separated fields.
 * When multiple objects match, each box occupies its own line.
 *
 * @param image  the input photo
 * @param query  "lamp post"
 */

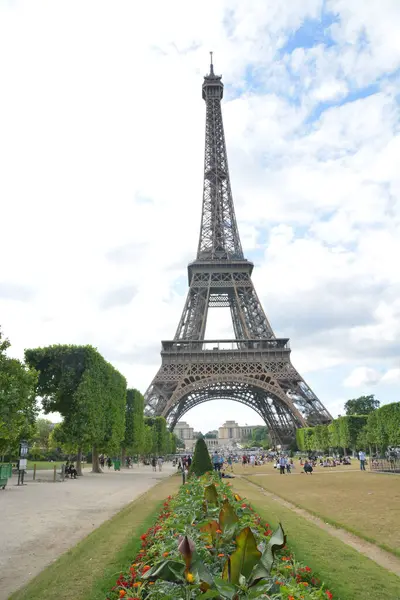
xmin=17 ymin=440 xmax=29 ymax=486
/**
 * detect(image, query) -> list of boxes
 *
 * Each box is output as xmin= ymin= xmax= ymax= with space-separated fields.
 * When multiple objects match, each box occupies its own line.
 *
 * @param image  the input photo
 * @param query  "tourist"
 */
xmin=250 ymin=454 xmax=255 ymax=467
xmin=358 ymin=449 xmax=366 ymax=471
xmin=303 ymin=460 xmax=313 ymax=475
xmin=151 ymin=457 xmax=157 ymax=472
xmin=227 ymin=455 xmax=233 ymax=472
xmin=212 ymin=451 xmax=220 ymax=472
xmin=157 ymin=456 xmax=163 ymax=471
xmin=279 ymin=455 xmax=286 ymax=475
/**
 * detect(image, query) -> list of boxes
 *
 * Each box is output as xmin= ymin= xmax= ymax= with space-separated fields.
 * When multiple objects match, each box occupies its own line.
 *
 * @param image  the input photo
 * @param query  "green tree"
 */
xmin=189 ymin=437 xmax=213 ymax=477
xmin=251 ymin=426 xmax=270 ymax=446
xmin=174 ymin=434 xmax=185 ymax=450
xmin=143 ymin=423 xmax=154 ymax=456
xmin=154 ymin=416 xmax=168 ymax=454
xmin=170 ymin=433 xmax=177 ymax=454
xmin=33 ymin=418 xmax=53 ymax=451
xmin=313 ymin=424 xmax=330 ymax=452
xmin=25 ymin=345 xmax=126 ymax=475
xmin=344 ymin=395 xmax=380 ymax=416
xmin=122 ymin=389 xmax=144 ymax=464
xmin=0 ymin=328 xmax=38 ymax=456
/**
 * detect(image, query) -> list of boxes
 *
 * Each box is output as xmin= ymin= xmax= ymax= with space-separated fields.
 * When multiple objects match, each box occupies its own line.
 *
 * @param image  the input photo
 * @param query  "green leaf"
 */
xmin=191 ymin=552 xmax=214 ymax=586
xmin=223 ymin=527 xmax=261 ymax=585
xmin=214 ymin=577 xmax=238 ymax=599
xmin=248 ymin=523 xmax=286 ymax=586
xmin=141 ymin=559 xmax=185 ymax=582
xmin=200 ymin=590 xmax=221 ymax=599
xmin=204 ymin=483 xmax=219 ymax=504
xmin=219 ymin=500 xmax=239 ymax=537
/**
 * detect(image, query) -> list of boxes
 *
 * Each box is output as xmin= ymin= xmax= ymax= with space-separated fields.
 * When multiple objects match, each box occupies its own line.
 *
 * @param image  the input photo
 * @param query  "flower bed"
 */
xmin=107 ymin=475 xmax=334 ymax=599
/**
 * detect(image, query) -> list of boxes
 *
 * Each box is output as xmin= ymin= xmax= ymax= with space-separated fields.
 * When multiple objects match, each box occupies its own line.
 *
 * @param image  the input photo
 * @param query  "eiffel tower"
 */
xmin=144 ymin=56 xmax=332 ymax=444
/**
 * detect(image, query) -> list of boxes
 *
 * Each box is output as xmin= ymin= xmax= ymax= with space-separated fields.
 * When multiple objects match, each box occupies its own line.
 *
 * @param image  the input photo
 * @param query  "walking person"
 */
xmin=279 ymin=455 xmax=286 ymax=475
xmin=212 ymin=451 xmax=221 ymax=472
xmin=151 ymin=457 xmax=157 ymax=472
xmin=358 ymin=449 xmax=366 ymax=471
xmin=157 ymin=456 xmax=163 ymax=472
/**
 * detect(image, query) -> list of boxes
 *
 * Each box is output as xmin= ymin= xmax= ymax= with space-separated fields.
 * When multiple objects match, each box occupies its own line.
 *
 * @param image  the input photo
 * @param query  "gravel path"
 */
xmin=0 ymin=465 xmax=175 ymax=599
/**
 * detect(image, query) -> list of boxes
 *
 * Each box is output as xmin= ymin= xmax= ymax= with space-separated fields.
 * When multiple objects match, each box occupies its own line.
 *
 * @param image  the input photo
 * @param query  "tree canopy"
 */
xmin=0 ymin=327 xmax=38 ymax=455
xmin=24 ymin=344 xmax=126 ymax=471
xmin=296 ymin=402 xmax=399 ymax=453
xmin=344 ymin=394 xmax=380 ymax=416
xmin=123 ymin=388 xmax=145 ymax=456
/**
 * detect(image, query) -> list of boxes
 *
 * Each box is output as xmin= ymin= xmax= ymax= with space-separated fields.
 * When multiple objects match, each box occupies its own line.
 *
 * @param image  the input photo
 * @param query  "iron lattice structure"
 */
xmin=144 ymin=58 xmax=332 ymax=444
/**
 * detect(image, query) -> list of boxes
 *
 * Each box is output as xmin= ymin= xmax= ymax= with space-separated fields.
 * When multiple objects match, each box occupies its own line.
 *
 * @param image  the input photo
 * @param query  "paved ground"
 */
xmin=0 ymin=464 xmax=175 ymax=599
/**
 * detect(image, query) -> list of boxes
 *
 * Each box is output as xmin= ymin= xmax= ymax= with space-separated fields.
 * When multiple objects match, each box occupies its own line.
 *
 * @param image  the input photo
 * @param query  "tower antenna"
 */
xmin=209 ymin=51 xmax=214 ymax=75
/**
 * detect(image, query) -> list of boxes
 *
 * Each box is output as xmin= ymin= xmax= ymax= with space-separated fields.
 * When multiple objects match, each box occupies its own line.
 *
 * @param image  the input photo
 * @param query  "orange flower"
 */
xmin=162 ymin=551 xmax=169 ymax=557
xmin=142 ymin=565 xmax=151 ymax=574
xmin=133 ymin=582 xmax=141 ymax=588
xmin=301 ymin=582 xmax=309 ymax=586
xmin=119 ymin=591 xmax=126 ymax=598
xmin=218 ymin=553 xmax=224 ymax=557
xmin=205 ymin=544 xmax=213 ymax=549
xmin=186 ymin=572 xmax=194 ymax=583
xmin=288 ymin=596 xmax=295 ymax=600
xmin=216 ymin=529 xmax=222 ymax=534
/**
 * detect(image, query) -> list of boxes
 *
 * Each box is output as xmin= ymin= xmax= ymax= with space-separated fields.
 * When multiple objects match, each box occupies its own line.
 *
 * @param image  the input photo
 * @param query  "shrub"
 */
xmin=189 ymin=437 xmax=212 ymax=476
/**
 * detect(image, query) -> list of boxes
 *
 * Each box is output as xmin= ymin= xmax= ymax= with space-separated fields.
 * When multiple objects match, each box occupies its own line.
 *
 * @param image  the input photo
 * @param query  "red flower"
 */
xmin=305 ymin=566 xmax=312 ymax=572
xmin=326 ymin=591 xmax=333 ymax=599
xmin=140 ymin=534 xmax=147 ymax=541
xmin=142 ymin=565 xmax=151 ymax=574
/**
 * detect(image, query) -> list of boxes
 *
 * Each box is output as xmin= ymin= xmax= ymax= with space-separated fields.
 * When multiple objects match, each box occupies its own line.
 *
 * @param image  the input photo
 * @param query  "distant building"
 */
xmin=173 ymin=421 xmax=195 ymax=450
xmin=174 ymin=419 xmax=260 ymax=451
xmin=218 ymin=420 xmax=259 ymax=447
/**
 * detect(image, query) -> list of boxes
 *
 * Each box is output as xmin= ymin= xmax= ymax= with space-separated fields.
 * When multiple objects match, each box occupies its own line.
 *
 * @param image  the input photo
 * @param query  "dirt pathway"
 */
xmin=238 ymin=475 xmax=400 ymax=577
xmin=0 ymin=465 xmax=175 ymax=599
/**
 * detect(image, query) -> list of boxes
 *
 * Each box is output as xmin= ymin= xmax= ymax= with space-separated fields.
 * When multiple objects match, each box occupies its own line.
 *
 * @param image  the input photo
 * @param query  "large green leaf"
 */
xmin=219 ymin=500 xmax=239 ymax=537
xmin=191 ymin=552 xmax=214 ymax=586
xmin=222 ymin=527 xmax=261 ymax=585
xmin=248 ymin=522 xmax=286 ymax=586
xmin=141 ymin=559 xmax=185 ymax=582
xmin=214 ymin=577 xmax=238 ymax=599
xmin=204 ymin=483 xmax=219 ymax=504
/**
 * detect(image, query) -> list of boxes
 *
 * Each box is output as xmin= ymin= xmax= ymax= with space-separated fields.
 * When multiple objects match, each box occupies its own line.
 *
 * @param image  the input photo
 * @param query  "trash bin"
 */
xmin=113 ymin=459 xmax=121 ymax=471
xmin=0 ymin=464 xmax=12 ymax=489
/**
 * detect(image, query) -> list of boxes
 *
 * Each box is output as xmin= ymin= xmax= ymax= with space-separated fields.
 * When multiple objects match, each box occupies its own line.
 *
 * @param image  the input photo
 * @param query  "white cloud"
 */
xmin=343 ymin=367 xmax=380 ymax=388
xmin=1 ymin=1 xmax=399 ymax=431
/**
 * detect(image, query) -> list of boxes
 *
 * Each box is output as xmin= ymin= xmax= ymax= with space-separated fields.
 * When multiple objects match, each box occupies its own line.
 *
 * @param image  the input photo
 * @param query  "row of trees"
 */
xmin=296 ymin=402 xmax=400 ymax=454
xmin=0 ymin=328 xmax=38 ymax=458
xmin=1 ymin=332 xmax=177 ymax=472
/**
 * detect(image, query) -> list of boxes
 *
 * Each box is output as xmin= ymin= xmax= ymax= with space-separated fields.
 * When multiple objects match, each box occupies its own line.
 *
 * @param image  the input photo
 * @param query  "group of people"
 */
xmin=151 ymin=456 xmax=164 ymax=471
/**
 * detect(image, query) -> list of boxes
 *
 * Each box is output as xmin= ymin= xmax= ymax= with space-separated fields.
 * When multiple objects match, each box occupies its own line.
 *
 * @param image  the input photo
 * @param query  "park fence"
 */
xmin=369 ymin=457 xmax=400 ymax=474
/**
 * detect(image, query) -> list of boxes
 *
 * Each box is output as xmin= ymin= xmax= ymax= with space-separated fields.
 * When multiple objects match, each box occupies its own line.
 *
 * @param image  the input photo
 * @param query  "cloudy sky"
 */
xmin=1 ymin=1 xmax=399 ymax=434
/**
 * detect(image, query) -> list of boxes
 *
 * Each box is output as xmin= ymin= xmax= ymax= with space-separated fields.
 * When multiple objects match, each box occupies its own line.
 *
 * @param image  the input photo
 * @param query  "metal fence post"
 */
xmin=33 ymin=463 xmax=36 ymax=481
xmin=53 ymin=465 xmax=56 ymax=482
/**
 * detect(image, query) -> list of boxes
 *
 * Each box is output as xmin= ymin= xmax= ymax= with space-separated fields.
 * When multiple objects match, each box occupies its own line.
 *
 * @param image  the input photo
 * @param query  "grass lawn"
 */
xmin=10 ymin=475 xmax=180 ymax=600
xmin=231 ymin=477 xmax=400 ymax=600
xmin=26 ymin=461 xmax=92 ymax=470
xmin=239 ymin=465 xmax=400 ymax=556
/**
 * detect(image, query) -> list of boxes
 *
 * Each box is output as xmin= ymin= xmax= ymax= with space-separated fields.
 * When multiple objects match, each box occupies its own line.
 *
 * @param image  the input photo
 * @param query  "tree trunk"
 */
xmin=76 ymin=448 xmax=83 ymax=476
xmin=92 ymin=446 xmax=102 ymax=473
xmin=121 ymin=447 xmax=126 ymax=468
